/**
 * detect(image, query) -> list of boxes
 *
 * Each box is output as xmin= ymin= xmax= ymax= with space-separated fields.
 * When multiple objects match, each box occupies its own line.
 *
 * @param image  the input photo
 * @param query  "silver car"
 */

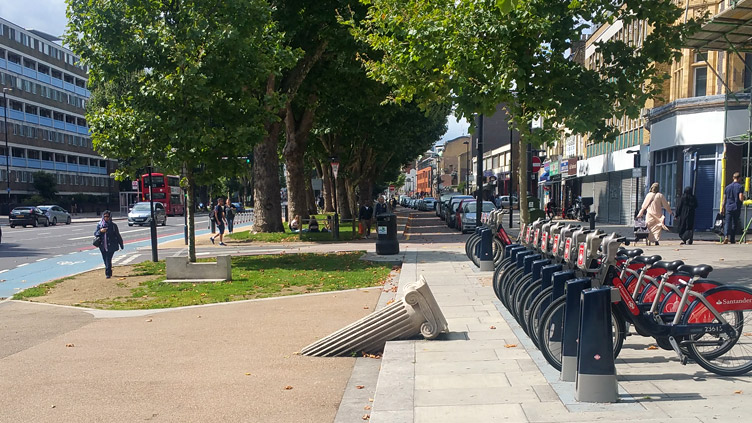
xmin=38 ymin=205 xmax=72 ymax=225
xmin=128 ymin=202 xmax=167 ymax=226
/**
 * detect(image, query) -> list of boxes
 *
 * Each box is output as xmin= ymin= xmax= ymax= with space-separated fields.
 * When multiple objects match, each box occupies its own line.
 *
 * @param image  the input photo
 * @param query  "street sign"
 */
xmin=389 ymin=185 xmax=395 ymax=192
xmin=132 ymin=181 xmax=139 ymax=190
xmin=531 ymin=156 xmax=542 ymax=172
xmin=632 ymin=167 xmax=642 ymax=178
xmin=332 ymin=162 xmax=340 ymax=179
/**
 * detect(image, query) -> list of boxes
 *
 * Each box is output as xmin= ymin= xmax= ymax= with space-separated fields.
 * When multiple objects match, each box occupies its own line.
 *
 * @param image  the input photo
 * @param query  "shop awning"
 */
xmin=539 ymin=171 xmax=549 ymax=182
xmin=685 ymin=0 xmax=752 ymax=52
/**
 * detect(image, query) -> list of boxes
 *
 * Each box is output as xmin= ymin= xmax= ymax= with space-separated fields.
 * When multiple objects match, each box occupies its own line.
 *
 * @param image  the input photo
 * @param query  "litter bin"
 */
xmin=376 ymin=213 xmax=399 ymax=255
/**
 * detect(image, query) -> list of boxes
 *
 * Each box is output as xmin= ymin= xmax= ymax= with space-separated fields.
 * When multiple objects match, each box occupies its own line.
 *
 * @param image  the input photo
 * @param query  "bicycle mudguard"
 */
xmin=684 ymin=285 xmax=752 ymax=324
xmin=660 ymin=280 xmax=724 ymax=314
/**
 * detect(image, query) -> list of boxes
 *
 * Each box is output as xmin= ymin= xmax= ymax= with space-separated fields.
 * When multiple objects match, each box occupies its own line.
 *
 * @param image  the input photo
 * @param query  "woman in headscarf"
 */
xmin=675 ymin=186 xmax=698 ymax=245
xmin=637 ymin=182 xmax=674 ymax=246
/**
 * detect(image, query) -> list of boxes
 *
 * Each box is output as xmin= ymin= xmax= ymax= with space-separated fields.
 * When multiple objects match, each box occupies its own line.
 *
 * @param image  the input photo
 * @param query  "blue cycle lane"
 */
xmin=0 ymin=221 xmax=254 ymax=299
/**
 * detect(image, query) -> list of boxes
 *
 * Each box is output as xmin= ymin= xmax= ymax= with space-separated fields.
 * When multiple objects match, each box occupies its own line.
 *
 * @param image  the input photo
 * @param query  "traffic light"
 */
xmin=246 ymin=152 xmax=252 ymax=164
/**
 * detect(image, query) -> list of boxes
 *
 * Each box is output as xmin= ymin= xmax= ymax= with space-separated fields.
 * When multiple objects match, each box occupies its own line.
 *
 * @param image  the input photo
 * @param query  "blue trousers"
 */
xmin=725 ymin=210 xmax=742 ymax=243
xmin=100 ymin=248 xmax=116 ymax=277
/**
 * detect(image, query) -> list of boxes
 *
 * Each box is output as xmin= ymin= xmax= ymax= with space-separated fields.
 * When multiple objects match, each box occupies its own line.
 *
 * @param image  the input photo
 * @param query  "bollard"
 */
xmin=561 ymin=278 xmax=592 ymax=382
xmin=479 ymin=228 xmax=494 ymax=271
xmin=576 ymin=287 xmax=618 ymax=403
xmin=589 ymin=212 xmax=596 ymax=230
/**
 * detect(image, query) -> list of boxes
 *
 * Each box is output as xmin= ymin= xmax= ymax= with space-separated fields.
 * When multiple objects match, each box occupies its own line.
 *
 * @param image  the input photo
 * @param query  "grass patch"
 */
xmin=12 ymin=276 xmax=73 ymax=300
xmin=228 ymin=214 xmax=363 ymax=243
xmin=92 ymin=251 xmax=393 ymax=310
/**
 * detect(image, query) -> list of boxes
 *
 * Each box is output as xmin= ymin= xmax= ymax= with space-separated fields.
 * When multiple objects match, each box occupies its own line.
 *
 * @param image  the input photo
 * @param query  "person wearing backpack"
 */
xmin=210 ymin=198 xmax=228 ymax=246
xmin=226 ymin=204 xmax=236 ymax=234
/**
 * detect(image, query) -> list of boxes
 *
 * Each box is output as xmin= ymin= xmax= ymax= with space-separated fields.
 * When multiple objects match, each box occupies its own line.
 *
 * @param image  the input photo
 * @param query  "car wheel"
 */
xmin=162 ymin=217 xmax=166 ymax=226
xmin=128 ymin=223 xmax=133 ymax=226
xmin=10 ymin=225 xmax=14 ymax=228
xmin=43 ymin=219 xmax=49 ymax=227
xmin=66 ymin=217 xmax=71 ymax=225
xmin=53 ymin=217 xmax=57 ymax=225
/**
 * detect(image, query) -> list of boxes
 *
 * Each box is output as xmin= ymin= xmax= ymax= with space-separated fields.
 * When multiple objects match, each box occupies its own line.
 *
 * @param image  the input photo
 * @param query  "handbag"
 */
xmin=713 ymin=213 xmax=725 ymax=235
xmin=93 ymin=235 xmax=102 ymax=247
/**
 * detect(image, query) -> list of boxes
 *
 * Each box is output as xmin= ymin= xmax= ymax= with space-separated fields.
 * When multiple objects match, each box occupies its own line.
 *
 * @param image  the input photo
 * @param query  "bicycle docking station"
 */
xmin=479 ymin=227 xmax=494 ymax=271
xmin=576 ymin=286 xmax=619 ymax=403
xmin=561 ymin=278 xmax=592 ymax=382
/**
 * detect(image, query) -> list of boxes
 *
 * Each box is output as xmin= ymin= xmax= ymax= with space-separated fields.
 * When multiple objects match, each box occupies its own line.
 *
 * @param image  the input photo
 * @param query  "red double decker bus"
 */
xmin=140 ymin=173 xmax=185 ymax=216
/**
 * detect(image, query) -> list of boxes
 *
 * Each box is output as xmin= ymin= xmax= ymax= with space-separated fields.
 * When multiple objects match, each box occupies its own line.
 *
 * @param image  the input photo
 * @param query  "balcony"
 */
xmin=51 ymin=77 xmax=63 ymax=88
xmin=63 ymin=81 xmax=76 ymax=93
xmin=9 ymin=110 xmax=24 ymax=121
xmin=37 ymin=73 xmax=51 ymax=84
xmin=24 ymin=113 xmax=39 ymax=124
xmin=65 ymin=122 xmax=77 ymax=132
xmin=7 ymin=62 xmax=22 ymax=74
xmin=55 ymin=162 xmax=67 ymax=171
xmin=22 ymin=67 xmax=36 ymax=79
xmin=53 ymin=120 xmax=65 ymax=130
xmin=77 ymin=125 xmax=89 ymax=135
xmin=79 ymin=165 xmax=89 ymax=173
xmin=39 ymin=116 xmax=53 ymax=127
xmin=27 ymin=159 xmax=41 ymax=169
xmin=0 ymin=58 xmax=5 ymax=69
xmin=75 ymin=86 xmax=87 ymax=96
xmin=41 ymin=160 xmax=54 ymax=170
xmin=11 ymin=157 xmax=26 ymax=167
xmin=68 ymin=164 xmax=79 ymax=172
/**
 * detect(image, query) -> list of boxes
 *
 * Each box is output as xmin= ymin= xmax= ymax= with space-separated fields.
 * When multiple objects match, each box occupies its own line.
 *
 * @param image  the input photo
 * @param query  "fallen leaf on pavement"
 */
xmin=356 ymin=385 xmax=365 ymax=389
xmin=284 ymin=386 xmax=293 ymax=390
xmin=364 ymin=405 xmax=371 ymax=410
xmin=362 ymin=414 xmax=370 ymax=420
xmin=647 ymin=345 xmax=658 ymax=350
xmin=363 ymin=306 xmax=369 ymax=309
xmin=735 ymin=390 xmax=742 ymax=394
xmin=489 ymin=326 xmax=496 ymax=330
xmin=118 ymin=277 xmax=126 ymax=281
xmin=146 ymin=319 xmax=152 ymax=323
xmin=504 ymin=344 xmax=517 ymax=348
xmin=245 ymin=373 xmax=252 ymax=376
xmin=65 ymin=343 xmax=74 ymax=348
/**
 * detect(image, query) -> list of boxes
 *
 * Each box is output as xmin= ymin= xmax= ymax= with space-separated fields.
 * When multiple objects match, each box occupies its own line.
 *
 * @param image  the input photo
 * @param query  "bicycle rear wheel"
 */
xmin=687 ymin=309 xmax=752 ymax=376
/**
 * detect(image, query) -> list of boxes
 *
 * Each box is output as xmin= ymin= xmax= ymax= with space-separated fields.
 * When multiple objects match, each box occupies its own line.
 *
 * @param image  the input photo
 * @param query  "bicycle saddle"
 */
xmin=676 ymin=264 xmax=713 ymax=279
xmin=632 ymin=255 xmax=662 ymax=265
xmin=624 ymin=248 xmax=644 ymax=258
xmin=652 ymin=260 xmax=685 ymax=272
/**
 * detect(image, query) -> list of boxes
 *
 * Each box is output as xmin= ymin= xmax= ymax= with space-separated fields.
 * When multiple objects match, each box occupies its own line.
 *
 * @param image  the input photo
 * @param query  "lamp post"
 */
xmin=3 ymin=88 xmax=11 ymax=215
xmin=330 ymin=157 xmax=340 ymax=241
xmin=627 ymin=149 xmax=641 ymax=218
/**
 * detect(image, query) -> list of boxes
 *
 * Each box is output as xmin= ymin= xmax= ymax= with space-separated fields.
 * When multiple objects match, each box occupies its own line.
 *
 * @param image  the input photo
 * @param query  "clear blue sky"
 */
xmin=0 ymin=1 xmax=469 ymax=144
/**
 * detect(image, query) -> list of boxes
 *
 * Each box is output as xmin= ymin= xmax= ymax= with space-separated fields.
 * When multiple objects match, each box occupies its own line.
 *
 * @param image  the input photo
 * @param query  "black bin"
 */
xmin=376 ymin=213 xmax=400 ymax=255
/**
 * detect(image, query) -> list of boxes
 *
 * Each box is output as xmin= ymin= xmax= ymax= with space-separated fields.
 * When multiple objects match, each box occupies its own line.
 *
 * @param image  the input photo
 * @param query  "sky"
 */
xmin=0 ymin=0 xmax=68 ymax=39
xmin=0 ymin=1 xmax=469 ymax=143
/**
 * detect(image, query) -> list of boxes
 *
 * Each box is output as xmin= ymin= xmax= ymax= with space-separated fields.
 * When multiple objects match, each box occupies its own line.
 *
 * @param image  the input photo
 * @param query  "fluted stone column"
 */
xmin=301 ymin=276 xmax=448 ymax=357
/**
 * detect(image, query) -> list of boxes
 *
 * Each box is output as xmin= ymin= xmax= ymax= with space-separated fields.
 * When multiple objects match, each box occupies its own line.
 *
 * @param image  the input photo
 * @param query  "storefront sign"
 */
xmin=550 ymin=161 xmax=560 ymax=176
xmin=560 ymin=161 xmax=568 ymax=174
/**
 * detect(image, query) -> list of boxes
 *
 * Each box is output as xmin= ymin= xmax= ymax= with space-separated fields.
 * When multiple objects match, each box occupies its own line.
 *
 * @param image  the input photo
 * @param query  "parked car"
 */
xmin=128 ymin=202 xmax=167 ymax=226
xmin=38 ymin=205 xmax=72 ymax=225
xmin=459 ymin=201 xmax=497 ymax=234
xmin=9 ymin=206 xmax=50 ymax=228
xmin=422 ymin=197 xmax=436 ymax=211
xmin=1 ymin=224 xmax=2 ymax=244
xmin=454 ymin=198 xmax=476 ymax=231
xmin=444 ymin=195 xmax=472 ymax=227
xmin=496 ymin=195 xmax=519 ymax=209
xmin=437 ymin=193 xmax=462 ymax=217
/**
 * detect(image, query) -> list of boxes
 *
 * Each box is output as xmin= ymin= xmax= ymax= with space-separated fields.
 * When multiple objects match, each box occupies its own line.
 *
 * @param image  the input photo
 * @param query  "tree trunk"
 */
xmin=283 ymin=98 xmax=315 ymax=224
xmin=336 ymin=175 xmax=352 ymax=220
xmin=186 ymin=169 xmax=197 ymax=263
xmin=517 ymin=138 xmax=530 ymax=225
xmin=253 ymin=122 xmax=284 ymax=232
xmin=321 ymin=161 xmax=335 ymax=212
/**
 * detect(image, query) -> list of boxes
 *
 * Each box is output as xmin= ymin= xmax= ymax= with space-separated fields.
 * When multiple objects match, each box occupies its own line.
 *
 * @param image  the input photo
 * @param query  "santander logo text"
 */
xmin=716 ymin=297 xmax=752 ymax=306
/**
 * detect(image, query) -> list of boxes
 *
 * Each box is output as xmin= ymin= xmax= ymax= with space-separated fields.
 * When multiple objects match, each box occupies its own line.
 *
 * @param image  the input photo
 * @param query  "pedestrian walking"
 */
xmin=226 ymin=204 xmax=236 ymax=234
xmin=359 ymin=202 xmax=374 ymax=238
xmin=675 ymin=187 xmax=698 ymax=245
xmin=208 ymin=200 xmax=216 ymax=233
xmin=210 ymin=198 xmax=228 ymax=246
xmin=637 ymin=182 xmax=673 ymax=246
xmin=94 ymin=210 xmax=124 ymax=279
xmin=722 ymin=172 xmax=745 ymax=244
xmin=375 ymin=195 xmax=389 ymax=216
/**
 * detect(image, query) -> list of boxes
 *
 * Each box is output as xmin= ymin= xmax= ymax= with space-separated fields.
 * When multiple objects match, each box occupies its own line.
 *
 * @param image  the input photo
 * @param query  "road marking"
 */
xmin=57 ymin=260 xmax=85 ymax=266
xmin=119 ymin=228 xmax=152 ymax=235
xmin=68 ymin=252 xmax=77 ymax=255
xmin=69 ymin=234 xmax=96 ymax=241
xmin=0 ymin=269 xmax=7 ymax=274
xmin=120 ymin=254 xmax=141 ymax=265
xmin=36 ymin=258 xmax=47 ymax=262
xmin=17 ymin=263 xmax=29 ymax=267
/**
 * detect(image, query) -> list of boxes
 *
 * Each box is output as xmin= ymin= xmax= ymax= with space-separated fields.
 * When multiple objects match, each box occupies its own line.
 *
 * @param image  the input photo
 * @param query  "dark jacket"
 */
xmin=359 ymin=205 xmax=374 ymax=220
xmin=94 ymin=220 xmax=124 ymax=252
xmin=375 ymin=202 xmax=389 ymax=216
xmin=675 ymin=188 xmax=697 ymax=239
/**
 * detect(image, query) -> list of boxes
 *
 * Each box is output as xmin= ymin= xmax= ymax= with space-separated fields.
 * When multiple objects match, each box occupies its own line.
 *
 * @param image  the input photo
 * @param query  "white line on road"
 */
xmin=36 ymin=258 xmax=47 ymax=262
xmin=0 ymin=269 xmax=7 ymax=273
xmin=120 ymin=254 xmax=141 ymax=265
xmin=16 ymin=263 xmax=29 ymax=267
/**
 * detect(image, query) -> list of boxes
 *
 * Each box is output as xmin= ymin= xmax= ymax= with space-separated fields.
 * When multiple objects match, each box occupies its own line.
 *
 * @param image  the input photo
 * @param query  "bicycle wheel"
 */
xmin=465 ymin=234 xmax=479 ymax=260
xmin=687 ymin=309 xmax=752 ymax=376
xmin=509 ymin=274 xmax=532 ymax=321
xmin=501 ymin=268 xmax=525 ymax=309
xmin=538 ymin=298 xmax=626 ymax=371
xmin=516 ymin=280 xmax=542 ymax=335
xmin=526 ymin=287 xmax=554 ymax=349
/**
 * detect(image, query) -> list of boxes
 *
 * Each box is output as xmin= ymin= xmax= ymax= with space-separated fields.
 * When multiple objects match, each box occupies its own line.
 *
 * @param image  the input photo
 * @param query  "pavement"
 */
xmin=2 ymin=208 xmax=752 ymax=422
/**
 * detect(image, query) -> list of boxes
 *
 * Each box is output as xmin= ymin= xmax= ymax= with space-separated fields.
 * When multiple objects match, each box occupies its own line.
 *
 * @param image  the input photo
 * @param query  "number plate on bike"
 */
xmin=553 ymin=235 xmax=560 ymax=254
xmin=526 ymin=227 xmax=532 ymax=243
xmin=563 ymin=238 xmax=572 ymax=261
xmin=577 ymin=243 xmax=586 ymax=268
xmin=534 ymin=229 xmax=541 ymax=246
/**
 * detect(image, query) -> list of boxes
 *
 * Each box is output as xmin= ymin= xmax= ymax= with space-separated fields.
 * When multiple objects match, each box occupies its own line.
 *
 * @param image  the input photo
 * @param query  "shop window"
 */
xmin=694 ymin=67 xmax=707 ymax=97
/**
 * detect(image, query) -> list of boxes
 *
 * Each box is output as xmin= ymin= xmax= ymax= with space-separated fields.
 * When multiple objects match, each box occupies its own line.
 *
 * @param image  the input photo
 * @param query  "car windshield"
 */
xmin=38 ymin=206 xmax=50 ymax=211
xmin=132 ymin=204 xmax=153 ymax=211
xmin=465 ymin=203 xmax=496 ymax=213
xmin=14 ymin=207 xmax=33 ymax=211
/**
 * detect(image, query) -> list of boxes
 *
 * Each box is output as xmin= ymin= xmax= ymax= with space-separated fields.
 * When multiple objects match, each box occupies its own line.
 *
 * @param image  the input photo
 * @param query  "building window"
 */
xmin=694 ymin=67 xmax=707 ymax=97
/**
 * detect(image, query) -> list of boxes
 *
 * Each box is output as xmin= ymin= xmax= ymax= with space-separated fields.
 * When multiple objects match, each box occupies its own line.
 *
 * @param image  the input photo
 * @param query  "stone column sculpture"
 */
xmin=301 ymin=276 xmax=448 ymax=357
